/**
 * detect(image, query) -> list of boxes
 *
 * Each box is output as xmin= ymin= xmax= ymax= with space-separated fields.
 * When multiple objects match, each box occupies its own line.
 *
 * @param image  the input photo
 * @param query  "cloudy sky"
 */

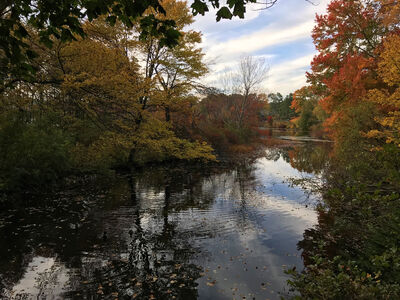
xmin=190 ymin=0 xmax=331 ymax=95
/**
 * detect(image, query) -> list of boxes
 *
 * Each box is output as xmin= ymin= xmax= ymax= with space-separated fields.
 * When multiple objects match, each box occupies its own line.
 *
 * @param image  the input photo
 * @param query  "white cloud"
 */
xmin=204 ymin=20 xmax=314 ymax=62
xmin=191 ymin=0 xmax=331 ymax=94
xmin=265 ymin=54 xmax=314 ymax=94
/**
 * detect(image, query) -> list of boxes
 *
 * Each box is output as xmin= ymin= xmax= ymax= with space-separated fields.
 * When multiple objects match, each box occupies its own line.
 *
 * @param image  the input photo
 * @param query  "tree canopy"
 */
xmin=1 ymin=0 xmax=275 ymax=91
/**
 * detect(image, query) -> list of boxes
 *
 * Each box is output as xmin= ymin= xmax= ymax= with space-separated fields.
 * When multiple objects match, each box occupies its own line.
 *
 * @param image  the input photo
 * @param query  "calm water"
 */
xmin=0 ymin=142 xmax=330 ymax=299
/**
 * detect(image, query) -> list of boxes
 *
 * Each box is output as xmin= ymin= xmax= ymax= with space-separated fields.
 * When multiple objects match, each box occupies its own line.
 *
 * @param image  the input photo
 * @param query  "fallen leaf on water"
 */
xmin=206 ymin=280 xmax=216 ymax=287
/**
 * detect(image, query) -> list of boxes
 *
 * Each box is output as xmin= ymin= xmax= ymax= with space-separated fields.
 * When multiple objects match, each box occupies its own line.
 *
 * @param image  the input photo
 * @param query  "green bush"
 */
xmin=287 ymin=183 xmax=400 ymax=299
xmin=0 ymin=113 xmax=72 ymax=192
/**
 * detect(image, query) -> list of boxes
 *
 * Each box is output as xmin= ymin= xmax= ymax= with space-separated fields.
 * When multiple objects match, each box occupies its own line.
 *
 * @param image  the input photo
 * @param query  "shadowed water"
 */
xmin=0 ymin=142 xmax=330 ymax=299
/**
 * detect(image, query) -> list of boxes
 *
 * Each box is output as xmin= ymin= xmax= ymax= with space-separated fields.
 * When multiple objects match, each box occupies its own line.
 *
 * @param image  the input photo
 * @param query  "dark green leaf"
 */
xmin=216 ymin=7 xmax=232 ymax=21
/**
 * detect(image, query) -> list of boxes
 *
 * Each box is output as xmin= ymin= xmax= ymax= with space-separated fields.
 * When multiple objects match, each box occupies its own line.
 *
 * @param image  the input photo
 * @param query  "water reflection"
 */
xmin=0 ymin=143 xmax=331 ymax=299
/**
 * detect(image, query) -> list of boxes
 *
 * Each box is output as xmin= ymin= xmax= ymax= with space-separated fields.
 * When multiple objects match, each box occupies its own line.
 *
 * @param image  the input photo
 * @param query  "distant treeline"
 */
xmin=265 ymin=92 xmax=296 ymax=121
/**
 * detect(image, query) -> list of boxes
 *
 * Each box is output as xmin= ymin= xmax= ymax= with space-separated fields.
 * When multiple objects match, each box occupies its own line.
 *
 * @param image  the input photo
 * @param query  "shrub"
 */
xmin=0 ymin=113 xmax=72 ymax=192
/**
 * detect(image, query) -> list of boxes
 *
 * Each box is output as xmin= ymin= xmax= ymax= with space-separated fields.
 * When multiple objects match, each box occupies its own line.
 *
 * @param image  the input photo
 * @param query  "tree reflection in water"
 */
xmin=264 ymin=143 xmax=331 ymax=175
xmin=64 ymin=169 xmax=213 ymax=299
xmin=0 ymin=142 xmax=332 ymax=300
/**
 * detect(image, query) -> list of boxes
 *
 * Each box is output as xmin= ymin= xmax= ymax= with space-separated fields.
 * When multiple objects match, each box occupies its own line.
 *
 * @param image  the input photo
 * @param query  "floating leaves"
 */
xmin=206 ymin=280 xmax=216 ymax=287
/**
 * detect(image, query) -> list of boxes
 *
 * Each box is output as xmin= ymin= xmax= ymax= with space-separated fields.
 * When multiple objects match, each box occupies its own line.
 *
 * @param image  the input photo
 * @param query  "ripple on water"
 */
xmin=0 ymin=143 xmax=329 ymax=300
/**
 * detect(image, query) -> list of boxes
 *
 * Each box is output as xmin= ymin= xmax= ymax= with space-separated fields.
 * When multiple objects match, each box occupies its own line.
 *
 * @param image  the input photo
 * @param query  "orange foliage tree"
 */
xmin=306 ymin=0 xmax=399 ymax=144
xmin=195 ymin=93 xmax=266 ymax=151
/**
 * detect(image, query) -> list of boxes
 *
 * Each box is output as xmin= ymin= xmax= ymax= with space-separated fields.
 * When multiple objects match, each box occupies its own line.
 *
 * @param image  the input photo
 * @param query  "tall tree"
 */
xmin=366 ymin=34 xmax=400 ymax=148
xmin=1 ymin=15 xmax=215 ymax=171
xmin=1 ymin=0 xmax=278 ymax=92
xmin=134 ymin=0 xmax=208 ymax=124
xmin=223 ymin=56 xmax=268 ymax=128
xmin=306 ymin=0 xmax=394 ymax=140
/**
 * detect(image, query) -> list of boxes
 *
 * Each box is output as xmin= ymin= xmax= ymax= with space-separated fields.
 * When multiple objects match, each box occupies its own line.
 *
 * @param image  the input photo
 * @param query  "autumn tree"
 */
xmin=220 ymin=56 xmax=268 ymax=128
xmin=0 ymin=13 xmax=215 ymax=183
xmin=0 ymin=0 xmax=181 ymax=92
xmin=1 ymin=0 xmax=280 ymax=93
xmin=134 ymin=0 xmax=208 ymax=128
xmin=305 ymin=0 xmax=396 ymax=143
xmin=378 ymin=0 xmax=400 ymax=26
xmin=195 ymin=56 xmax=268 ymax=149
xmin=367 ymin=34 xmax=400 ymax=148
xmin=64 ymin=18 xmax=215 ymax=166
xmin=291 ymin=86 xmax=325 ymax=135
xmin=195 ymin=91 xmax=267 ymax=150
xmin=288 ymin=1 xmax=400 ymax=298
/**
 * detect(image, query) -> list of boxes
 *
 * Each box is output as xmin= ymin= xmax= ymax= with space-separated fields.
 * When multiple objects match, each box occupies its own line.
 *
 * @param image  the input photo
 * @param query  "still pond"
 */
xmin=0 ymin=138 xmax=331 ymax=299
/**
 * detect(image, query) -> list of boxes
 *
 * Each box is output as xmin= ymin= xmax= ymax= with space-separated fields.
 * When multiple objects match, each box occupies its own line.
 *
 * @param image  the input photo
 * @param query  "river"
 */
xmin=0 ymin=139 xmax=331 ymax=299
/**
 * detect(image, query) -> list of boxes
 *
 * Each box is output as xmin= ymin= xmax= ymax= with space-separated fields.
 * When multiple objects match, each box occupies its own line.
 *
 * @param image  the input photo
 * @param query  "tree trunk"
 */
xmin=165 ymin=106 xmax=170 ymax=122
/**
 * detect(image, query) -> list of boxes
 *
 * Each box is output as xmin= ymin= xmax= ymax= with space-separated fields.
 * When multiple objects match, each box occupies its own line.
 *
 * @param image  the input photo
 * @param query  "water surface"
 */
xmin=0 ymin=142 xmax=330 ymax=299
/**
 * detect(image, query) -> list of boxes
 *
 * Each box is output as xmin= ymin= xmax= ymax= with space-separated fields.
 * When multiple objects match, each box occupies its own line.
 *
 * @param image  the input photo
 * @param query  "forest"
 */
xmin=1 ymin=0 xmax=400 ymax=299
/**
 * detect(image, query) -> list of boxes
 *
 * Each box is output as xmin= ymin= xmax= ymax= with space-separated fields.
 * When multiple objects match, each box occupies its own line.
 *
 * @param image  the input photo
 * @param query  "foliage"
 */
xmin=132 ymin=118 xmax=215 ymax=164
xmin=287 ymin=128 xmax=400 ymax=298
xmin=306 ymin=0 xmax=386 ymax=138
xmin=189 ymin=56 xmax=268 ymax=154
xmin=195 ymin=92 xmax=266 ymax=152
xmin=366 ymin=34 xmax=400 ymax=148
xmin=218 ymin=56 xmax=268 ymax=128
xmin=63 ymin=16 xmax=215 ymax=166
xmin=288 ymin=182 xmax=400 ymax=300
xmin=291 ymin=86 xmax=326 ymax=135
xmin=134 ymin=0 xmax=208 ymax=129
xmin=0 ymin=0 xmax=179 ymax=91
xmin=287 ymin=1 xmax=400 ymax=298
xmin=267 ymin=92 xmax=297 ymax=121
xmin=299 ymin=0 xmax=399 ymax=142
xmin=1 ymin=0 xmax=275 ymax=92
xmin=0 ymin=112 xmax=72 ymax=191
xmin=0 ymin=2 xmax=218 ymax=191
xmin=190 ymin=0 xmax=276 ymax=20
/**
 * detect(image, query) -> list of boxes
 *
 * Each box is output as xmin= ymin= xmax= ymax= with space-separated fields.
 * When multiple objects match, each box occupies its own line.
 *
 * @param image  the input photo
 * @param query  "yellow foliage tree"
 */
xmin=378 ymin=0 xmax=400 ymax=26
xmin=60 ymin=19 xmax=215 ymax=166
xmin=2 ymin=13 xmax=215 ymax=171
xmin=367 ymin=34 xmax=400 ymax=147
xmin=135 ymin=0 xmax=208 ymax=124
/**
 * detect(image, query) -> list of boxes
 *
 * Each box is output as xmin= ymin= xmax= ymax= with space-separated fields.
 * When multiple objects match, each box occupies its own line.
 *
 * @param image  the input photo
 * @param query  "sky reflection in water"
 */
xmin=0 ymin=143 xmax=330 ymax=300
